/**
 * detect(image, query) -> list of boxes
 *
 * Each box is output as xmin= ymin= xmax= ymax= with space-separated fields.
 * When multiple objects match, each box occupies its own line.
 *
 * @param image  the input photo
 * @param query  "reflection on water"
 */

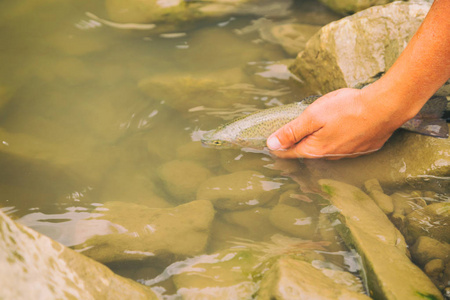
xmin=0 ymin=0 xmax=448 ymax=299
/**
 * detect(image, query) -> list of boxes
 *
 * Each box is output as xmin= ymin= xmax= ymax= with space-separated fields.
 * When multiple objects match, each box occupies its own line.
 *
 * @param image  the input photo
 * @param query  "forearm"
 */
xmin=366 ymin=0 xmax=450 ymax=123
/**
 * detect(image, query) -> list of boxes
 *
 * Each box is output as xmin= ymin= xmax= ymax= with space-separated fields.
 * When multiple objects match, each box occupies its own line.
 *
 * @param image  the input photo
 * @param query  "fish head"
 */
xmin=201 ymin=130 xmax=238 ymax=149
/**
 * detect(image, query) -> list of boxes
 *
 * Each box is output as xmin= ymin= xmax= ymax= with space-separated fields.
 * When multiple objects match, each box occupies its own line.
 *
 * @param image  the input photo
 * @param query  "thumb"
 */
xmin=267 ymin=110 xmax=321 ymax=150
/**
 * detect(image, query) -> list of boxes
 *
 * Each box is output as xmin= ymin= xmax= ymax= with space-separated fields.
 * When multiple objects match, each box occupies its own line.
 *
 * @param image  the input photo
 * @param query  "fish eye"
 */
xmin=213 ymin=140 xmax=222 ymax=146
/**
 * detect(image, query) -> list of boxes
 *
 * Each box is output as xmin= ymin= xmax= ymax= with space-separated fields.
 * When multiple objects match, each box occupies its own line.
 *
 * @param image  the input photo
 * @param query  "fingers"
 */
xmin=267 ymin=109 xmax=321 ymax=151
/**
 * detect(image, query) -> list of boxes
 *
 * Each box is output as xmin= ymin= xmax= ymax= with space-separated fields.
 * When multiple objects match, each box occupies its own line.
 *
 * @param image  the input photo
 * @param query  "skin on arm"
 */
xmin=267 ymin=0 xmax=450 ymax=159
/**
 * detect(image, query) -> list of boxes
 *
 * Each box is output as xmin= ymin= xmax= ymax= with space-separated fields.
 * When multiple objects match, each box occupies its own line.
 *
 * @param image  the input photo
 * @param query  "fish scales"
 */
xmin=202 ymin=101 xmax=309 ymax=149
xmin=201 ymin=95 xmax=448 ymax=150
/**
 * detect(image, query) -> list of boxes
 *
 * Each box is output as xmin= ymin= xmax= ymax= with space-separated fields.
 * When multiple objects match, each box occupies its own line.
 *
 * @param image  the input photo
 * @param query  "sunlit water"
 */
xmin=0 ymin=0 xmax=448 ymax=298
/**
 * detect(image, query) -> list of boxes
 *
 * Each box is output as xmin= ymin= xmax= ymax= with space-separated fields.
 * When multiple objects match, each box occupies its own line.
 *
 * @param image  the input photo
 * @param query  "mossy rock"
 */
xmin=319 ymin=179 xmax=443 ymax=300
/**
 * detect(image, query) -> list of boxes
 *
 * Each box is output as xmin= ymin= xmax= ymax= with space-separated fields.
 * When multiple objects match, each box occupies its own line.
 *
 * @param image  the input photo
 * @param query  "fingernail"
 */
xmin=267 ymin=136 xmax=282 ymax=150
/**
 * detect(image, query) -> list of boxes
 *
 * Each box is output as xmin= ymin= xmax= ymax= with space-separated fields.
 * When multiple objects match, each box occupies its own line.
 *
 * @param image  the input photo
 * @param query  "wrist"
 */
xmin=360 ymin=78 xmax=422 ymax=130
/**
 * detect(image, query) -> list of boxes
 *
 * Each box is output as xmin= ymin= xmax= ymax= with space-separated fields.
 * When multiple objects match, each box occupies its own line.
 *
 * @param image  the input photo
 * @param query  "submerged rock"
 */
xmin=157 ymin=234 xmax=339 ymax=299
xmin=319 ymin=179 xmax=443 ymax=300
xmin=74 ymin=200 xmax=215 ymax=264
xmin=305 ymin=127 xmax=450 ymax=191
xmin=105 ymin=0 xmax=292 ymax=25
xmin=363 ymin=178 xmax=394 ymax=215
xmin=158 ymin=160 xmax=212 ymax=203
xmin=236 ymin=18 xmax=321 ymax=56
xmin=221 ymin=207 xmax=278 ymax=239
xmin=410 ymin=236 xmax=450 ymax=267
xmin=269 ymin=203 xmax=317 ymax=240
xmin=0 ymin=85 xmax=14 ymax=110
xmin=318 ymin=0 xmax=394 ymax=15
xmin=290 ymin=2 xmax=432 ymax=94
xmin=172 ymin=248 xmax=259 ymax=300
xmin=138 ymin=72 xmax=249 ymax=112
xmin=196 ymin=170 xmax=280 ymax=210
xmin=0 ymin=210 xmax=158 ymax=300
xmin=257 ymin=257 xmax=370 ymax=300
xmin=404 ymin=202 xmax=450 ymax=244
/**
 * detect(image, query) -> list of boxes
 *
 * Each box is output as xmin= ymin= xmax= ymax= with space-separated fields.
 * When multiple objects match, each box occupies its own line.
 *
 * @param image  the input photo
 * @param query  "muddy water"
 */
xmin=0 ymin=0 xmax=448 ymax=299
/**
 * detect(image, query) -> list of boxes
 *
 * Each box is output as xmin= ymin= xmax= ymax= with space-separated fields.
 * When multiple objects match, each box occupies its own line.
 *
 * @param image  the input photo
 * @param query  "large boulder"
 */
xmin=0 ymin=210 xmax=158 ymax=300
xmin=74 ymin=200 xmax=215 ymax=264
xmin=319 ymin=179 xmax=443 ymax=300
xmin=289 ymin=2 xmax=444 ymax=95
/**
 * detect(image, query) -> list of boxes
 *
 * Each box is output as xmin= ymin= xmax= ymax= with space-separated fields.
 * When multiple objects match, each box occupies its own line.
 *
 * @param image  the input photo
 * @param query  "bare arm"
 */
xmin=267 ymin=0 xmax=450 ymax=159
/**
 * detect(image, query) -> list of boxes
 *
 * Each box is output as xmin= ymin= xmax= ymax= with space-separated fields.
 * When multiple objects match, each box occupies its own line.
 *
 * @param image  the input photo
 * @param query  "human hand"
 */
xmin=266 ymin=88 xmax=405 ymax=159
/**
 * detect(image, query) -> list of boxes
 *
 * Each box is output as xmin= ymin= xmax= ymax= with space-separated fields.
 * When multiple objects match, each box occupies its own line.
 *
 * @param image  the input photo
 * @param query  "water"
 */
xmin=0 ymin=0 xmax=448 ymax=298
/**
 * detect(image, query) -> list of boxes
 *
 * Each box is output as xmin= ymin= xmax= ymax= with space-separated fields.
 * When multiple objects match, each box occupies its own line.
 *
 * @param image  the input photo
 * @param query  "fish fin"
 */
xmin=400 ymin=96 xmax=449 ymax=138
xmin=300 ymin=95 xmax=321 ymax=105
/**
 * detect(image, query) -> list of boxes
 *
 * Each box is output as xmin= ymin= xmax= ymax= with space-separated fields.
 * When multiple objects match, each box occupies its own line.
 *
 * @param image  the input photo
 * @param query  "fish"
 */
xmin=201 ymin=95 xmax=449 ymax=150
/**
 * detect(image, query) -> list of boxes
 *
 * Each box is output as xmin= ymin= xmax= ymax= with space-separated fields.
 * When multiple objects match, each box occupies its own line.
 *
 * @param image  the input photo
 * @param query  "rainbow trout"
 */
xmin=201 ymin=95 xmax=448 ymax=150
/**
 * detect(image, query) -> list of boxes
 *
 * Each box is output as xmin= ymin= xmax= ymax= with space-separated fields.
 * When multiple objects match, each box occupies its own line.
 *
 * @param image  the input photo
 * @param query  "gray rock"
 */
xmin=0 ymin=210 xmax=158 ymax=300
xmin=318 ymin=0 xmax=394 ymax=15
xmin=74 ymin=200 xmax=215 ymax=264
xmin=289 ymin=2 xmax=433 ymax=94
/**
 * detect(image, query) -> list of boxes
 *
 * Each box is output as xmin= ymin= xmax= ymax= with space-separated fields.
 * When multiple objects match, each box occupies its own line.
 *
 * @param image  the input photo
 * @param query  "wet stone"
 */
xmin=290 ymin=2 xmax=431 ymax=94
xmin=74 ymin=200 xmax=215 ymax=264
xmin=105 ymin=0 xmax=293 ymax=26
xmin=176 ymin=141 xmax=220 ymax=169
xmin=319 ymin=179 xmax=442 ymax=300
xmin=405 ymin=202 xmax=450 ymax=244
xmin=221 ymin=207 xmax=278 ymax=239
xmin=0 ymin=210 xmax=158 ymax=300
xmin=410 ymin=236 xmax=450 ymax=267
xmin=305 ymin=127 xmax=450 ymax=191
xmin=269 ymin=203 xmax=317 ymax=240
xmin=318 ymin=0 xmax=394 ymax=15
xmin=364 ymin=179 xmax=394 ymax=215
xmin=196 ymin=170 xmax=279 ymax=211
xmin=158 ymin=160 xmax=212 ymax=203
xmin=257 ymin=257 xmax=370 ymax=300
xmin=171 ymin=248 xmax=259 ymax=300
xmin=391 ymin=192 xmax=426 ymax=216
xmin=0 ymin=85 xmax=15 ymax=110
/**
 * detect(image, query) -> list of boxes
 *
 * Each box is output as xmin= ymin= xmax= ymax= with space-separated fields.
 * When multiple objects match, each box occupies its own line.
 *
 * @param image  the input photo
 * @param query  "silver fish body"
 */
xmin=201 ymin=95 xmax=448 ymax=150
xmin=201 ymin=97 xmax=317 ymax=149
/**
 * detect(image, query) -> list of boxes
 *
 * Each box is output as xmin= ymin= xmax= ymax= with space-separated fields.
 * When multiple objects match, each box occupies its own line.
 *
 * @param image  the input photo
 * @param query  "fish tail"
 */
xmin=400 ymin=96 xmax=449 ymax=138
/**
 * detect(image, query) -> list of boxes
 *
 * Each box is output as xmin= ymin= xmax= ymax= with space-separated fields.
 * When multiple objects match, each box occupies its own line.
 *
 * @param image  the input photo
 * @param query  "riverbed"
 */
xmin=0 ymin=0 xmax=448 ymax=299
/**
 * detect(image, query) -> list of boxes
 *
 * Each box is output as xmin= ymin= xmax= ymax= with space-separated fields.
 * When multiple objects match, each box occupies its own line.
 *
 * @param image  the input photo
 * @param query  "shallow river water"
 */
xmin=0 ymin=0 xmax=448 ymax=299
